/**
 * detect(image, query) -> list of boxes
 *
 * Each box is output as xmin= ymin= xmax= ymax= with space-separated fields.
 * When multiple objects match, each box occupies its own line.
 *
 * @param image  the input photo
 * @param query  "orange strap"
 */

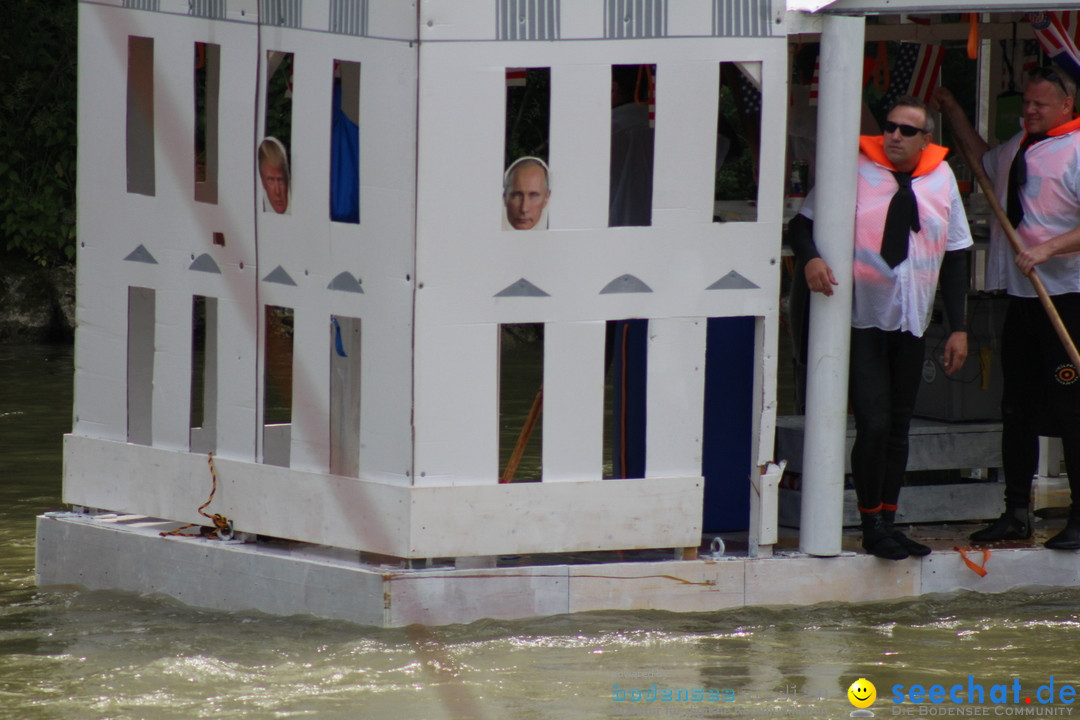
xmin=953 ymin=546 xmax=990 ymax=577
xmin=967 ymin=14 xmax=979 ymax=61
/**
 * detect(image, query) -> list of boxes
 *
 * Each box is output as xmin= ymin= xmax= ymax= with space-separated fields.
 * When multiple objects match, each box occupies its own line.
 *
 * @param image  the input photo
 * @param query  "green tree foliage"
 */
xmin=715 ymin=84 xmax=755 ymax=202
xmin=0 ymin=0 xmax=77 ymax=266
xmin=505 ymin=69 xmax=550 ymax=167
xmin=265 ymin=53 xmax=294 ymax=156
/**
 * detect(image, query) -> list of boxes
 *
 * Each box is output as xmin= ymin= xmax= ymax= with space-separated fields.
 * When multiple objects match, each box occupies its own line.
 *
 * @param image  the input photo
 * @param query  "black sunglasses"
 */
xmin=882 ymin=121 xmax=928 ymax=137
xmin=1030 ymin=66 xmax=1071 ymax=97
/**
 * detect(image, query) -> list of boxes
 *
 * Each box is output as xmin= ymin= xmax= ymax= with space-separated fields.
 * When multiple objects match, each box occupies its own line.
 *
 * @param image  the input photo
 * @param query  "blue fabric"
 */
xmin=332 ymin=317 xmax=348 ymax=358
xmin=330 ymin=82 xmax=360 ymax=224
xmin=701 ymin=316 xmax=754 ymax=532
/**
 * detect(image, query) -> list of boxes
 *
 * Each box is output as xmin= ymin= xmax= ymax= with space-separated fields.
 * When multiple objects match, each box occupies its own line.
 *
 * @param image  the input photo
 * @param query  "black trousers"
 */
xmin=849 ymin=327 xmax=926 ymax=512
xmin=1000 ymin=294 xmax=1080 ymax=514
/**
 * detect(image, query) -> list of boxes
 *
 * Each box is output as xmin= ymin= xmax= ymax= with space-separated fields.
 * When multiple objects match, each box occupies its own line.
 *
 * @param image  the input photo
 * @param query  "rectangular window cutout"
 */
xmin=194 ymin=43 xmax=221 ymax=204
xmin=503 ymin=68 xmax=550 ymax=231
xmin=604 ymin=319 xmax=647 ymax=479
xmin=263 ymin=305 xmax=294 ymax=467
xmin=126 ymin=36 xmax=156 ymax=196
xmin=189 ymin=296 xmax=218 ymax=453
xmin=714 ymin=62 xmax=762 ymax=222
xmin=610 ymin=65 xmax=655 ymax=227
xmin=261 ymin=52 xmax=294 ymax=215
xmin=127 ymin=287 xmax=156 ymax=445
xmin=499 ymin=324 xmax=544 ymax=482
xmin=330 ymin=61 xmax=360 ymax=223
xmin=329 ymin=316 xmax=362 ymax=476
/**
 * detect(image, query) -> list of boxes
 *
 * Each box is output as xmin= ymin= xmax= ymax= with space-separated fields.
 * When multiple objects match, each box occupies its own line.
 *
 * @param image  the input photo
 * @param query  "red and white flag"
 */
xmin=506 ymin=68 xmax=527 ymax=87
xmin=1029 ymin=12 xmax=1080 ymax=85
xmin=905 ymin=43 xmax=946 ymax=104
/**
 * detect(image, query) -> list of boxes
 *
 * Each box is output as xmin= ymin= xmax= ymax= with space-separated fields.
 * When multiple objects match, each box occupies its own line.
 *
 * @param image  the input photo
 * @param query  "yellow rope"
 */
xmin=160 ymin=453 xmax=233 ymax=540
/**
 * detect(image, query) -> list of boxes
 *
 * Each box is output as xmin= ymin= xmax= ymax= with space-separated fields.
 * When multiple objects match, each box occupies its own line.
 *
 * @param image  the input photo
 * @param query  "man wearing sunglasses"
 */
xmin=936 ymin=67 xmax=1080 ymax=550
xmin=789 ymin=96 xmax=973 ymax=560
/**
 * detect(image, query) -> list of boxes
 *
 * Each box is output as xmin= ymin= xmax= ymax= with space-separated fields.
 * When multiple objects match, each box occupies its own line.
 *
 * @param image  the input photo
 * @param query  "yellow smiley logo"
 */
xmin=848 ymin=678 xmax=877 ymax=709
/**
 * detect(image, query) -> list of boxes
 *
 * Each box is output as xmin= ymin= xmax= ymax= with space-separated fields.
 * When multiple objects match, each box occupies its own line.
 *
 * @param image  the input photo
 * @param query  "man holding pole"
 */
xmin=936 ymin=67 xmax=1080 ymax=549
xmin=791 ymin=96 xmax=972 ymax=560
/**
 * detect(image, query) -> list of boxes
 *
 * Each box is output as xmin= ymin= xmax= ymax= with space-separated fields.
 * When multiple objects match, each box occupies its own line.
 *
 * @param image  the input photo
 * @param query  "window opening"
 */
xmin=330 ymin=60 xmax=360 ymax=223
xmin=503 ymin=68 xmax=550 ymax=231
xmin=261 ymin=52 xmax=294 ymax=214
xmin=126 ymin=36 xmax=155 ymax=196
xmin=329 ymin=316 xmax=361 ymax=477
xmin=263 ymin=305 xmax=294 ymax=467
xmin=194 ymin=42 xmax=220 ymax=204
xmin=604 ymin=319 xmax=647 ymax=478
xmin=714 ymin=62 xmax=762 ymax=222
xmin=189 ymin=296 xmax=218 ymax=453
xmin=127 ymin=287 xmax=156 ymax=445
xmin=610 ymin=65 xmax=655 ymax=227
xmin=499 ymin=324 xmax=544 ymax=482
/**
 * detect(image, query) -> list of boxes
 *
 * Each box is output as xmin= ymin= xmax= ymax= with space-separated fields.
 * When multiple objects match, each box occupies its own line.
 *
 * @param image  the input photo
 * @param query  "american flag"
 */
xmin=808 ymin=56 xmax=819 ymax=107
xmin=1029 ymin=12 xmax=1080 ymax=85
xmin=736 ymin=66 xmax=761 ymax=115
xmin=881 ymin=42 xmax=945 ymax=107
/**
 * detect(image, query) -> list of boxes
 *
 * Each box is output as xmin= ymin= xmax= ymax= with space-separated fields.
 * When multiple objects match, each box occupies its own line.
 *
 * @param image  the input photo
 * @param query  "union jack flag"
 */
xmin=1029 ymin=12 xmax=1080 ymax=85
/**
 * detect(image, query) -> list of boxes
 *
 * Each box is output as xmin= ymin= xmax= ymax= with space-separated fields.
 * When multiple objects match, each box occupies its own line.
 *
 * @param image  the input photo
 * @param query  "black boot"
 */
xmin=861 ymin=512 xmax=909 ymax=560
xmin=882 ymin=509 xmax=931 ymax=557
xmin=1045 ymin=514 xmax=1080 ymax=550
xmin=970 ymin=507 xmax=1031 ymax=543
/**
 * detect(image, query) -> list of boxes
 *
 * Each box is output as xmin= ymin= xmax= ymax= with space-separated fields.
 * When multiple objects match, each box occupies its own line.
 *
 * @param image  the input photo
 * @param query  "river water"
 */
xmin=3 ymin=343 xmax=1080 ymax=720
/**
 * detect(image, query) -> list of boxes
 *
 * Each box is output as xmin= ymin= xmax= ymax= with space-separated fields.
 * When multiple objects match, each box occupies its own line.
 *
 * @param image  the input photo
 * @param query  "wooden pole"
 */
xmin=956 ymin=143 xmax=1080 ymax=370
xmin=500 ymin=386 xmax=543 ymax=484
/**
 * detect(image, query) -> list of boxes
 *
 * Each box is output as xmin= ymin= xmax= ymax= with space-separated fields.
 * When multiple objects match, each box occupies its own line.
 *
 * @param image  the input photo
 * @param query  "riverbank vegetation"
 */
xmin=0 ymin=0 xmax=77 ymax=267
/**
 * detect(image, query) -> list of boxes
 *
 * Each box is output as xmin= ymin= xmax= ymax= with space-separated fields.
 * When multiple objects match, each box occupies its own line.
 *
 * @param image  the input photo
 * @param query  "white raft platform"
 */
xmin=36 ymin=489 xmax=1080 ymax=628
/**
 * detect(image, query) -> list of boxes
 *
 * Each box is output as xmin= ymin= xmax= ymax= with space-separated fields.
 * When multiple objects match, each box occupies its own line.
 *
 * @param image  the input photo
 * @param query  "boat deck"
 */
xmin=35 ymin=475 xmax=1078 ymax=627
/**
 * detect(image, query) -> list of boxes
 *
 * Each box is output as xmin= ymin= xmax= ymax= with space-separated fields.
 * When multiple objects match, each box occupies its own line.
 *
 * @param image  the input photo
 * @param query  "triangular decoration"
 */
xmin=600 ymin=274 xmax=652 ymax=294
xmin=263 ymin=265 xmax=297 ymax=286
xmin=327 ymin=272 xmax=363 ymax=293
xmin=494 ymin=278 xmax=550 ymax=298
xmin=188 ymin=253 xmax=221 ymax=274
xmin=706 ymin=271 xmax=759 ymax=290
xmin=124 ymin=244 xmax=158 ymax=264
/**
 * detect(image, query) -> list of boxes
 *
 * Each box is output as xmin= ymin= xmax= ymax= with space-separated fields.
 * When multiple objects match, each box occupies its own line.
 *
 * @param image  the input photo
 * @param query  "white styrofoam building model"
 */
xmin=41 ymin=0 xmax=1080 ymax=627
xmin=59 ymin=0 xmax=785 ymax=563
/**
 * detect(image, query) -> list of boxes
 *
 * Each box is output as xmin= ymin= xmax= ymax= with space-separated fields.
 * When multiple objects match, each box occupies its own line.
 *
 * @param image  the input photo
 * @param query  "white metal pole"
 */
xmin=798 ymin=14 xmax=865 ymax=557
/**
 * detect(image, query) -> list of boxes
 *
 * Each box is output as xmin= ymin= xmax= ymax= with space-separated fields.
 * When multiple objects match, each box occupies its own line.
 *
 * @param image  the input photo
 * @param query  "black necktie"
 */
xmin=881 ymin=172 xmax=920 ymax=268
xmin=1007 ymin=133 xmax=1047 ymax=228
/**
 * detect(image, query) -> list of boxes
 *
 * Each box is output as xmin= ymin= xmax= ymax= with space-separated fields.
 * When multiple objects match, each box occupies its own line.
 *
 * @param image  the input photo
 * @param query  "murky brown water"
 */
xmin=4 ymin=343 xmax=1080 ymax=720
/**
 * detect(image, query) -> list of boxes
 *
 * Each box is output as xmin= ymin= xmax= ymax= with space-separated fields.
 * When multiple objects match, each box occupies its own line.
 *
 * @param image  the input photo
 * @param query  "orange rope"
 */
xmin=160 ymin=453 xmax=233 ymax=540
xmin=500 ymin=386 xmax=543 ymax=483
xmin=953 ymin=546 xmax=990 ymax=577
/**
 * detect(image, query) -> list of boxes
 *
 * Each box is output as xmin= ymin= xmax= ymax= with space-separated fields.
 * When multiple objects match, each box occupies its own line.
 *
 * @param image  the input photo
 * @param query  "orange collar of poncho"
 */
xmin=859 ymin=135 xmax=949 ymax=178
